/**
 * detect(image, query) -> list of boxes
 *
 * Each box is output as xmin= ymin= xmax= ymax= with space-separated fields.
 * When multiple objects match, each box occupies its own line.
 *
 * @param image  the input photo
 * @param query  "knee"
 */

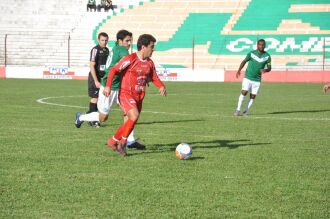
xmin=90 ymin=98 xmax=98 ymax=103
xmin=129 ymin=112 xmax=139 ymax=122
xmin=250 ymin=94 xmax=256 ymax=99
xmin=99 ymin=116 xmax=107 ymax=123
xmin=131 ymin=114 xmax=139 ymax=122
xmin=99 ymin=113 xmax=108 ymax=122
xmin=127 ymin=108 xmax=140 ymax=122
xmin=241 ymin=90 xmax=248 ymax=96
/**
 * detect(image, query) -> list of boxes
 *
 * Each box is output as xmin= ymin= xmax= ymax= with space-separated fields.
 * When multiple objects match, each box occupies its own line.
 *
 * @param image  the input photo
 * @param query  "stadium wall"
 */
xmin=2 ymin=66 xmax=330 ymax=83
xmin=1 ymin=66 xmax=225 ymax=82
xmin=4 ymin=66 xmax=90 ymax=80
xmin=0 ymin=66 xmax=5 ymax=78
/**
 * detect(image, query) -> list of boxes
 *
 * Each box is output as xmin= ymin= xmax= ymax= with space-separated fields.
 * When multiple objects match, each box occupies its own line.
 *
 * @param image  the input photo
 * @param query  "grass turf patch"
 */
xmin=0 ymin=79 xmax=329 ymax=218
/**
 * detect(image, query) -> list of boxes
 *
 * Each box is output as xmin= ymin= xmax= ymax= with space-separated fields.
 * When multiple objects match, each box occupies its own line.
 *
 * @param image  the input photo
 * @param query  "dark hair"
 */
xmin=137 ymin=34 xmax=156 ymax=51
xmin=98 ymin=32 xmax=109 ymax=39
xmin=258 ymin=39 xmax=266 ymax=44
xmin=116 ymin=29 xmax=132 ymax=42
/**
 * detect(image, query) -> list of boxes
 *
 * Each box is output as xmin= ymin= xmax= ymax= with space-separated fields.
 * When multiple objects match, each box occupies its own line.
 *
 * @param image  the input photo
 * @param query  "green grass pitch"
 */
xmin=0 ymin=79 xmax=329 ymax=218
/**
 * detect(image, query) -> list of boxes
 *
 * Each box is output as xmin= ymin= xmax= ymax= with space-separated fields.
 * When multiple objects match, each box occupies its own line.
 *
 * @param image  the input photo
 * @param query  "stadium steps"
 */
xmin=233 ymin=0 xmax=330 ymax=31
xmin=96 ymin=0 xmax=329 ymax=69
xmin=96 ymin=0 xmax=243 ymax=68
xmin=156 ymin=13 xmax=231 ymax=51
xmin=0 ymin=0 xmax=329 ymax=70
xmin=0 ymin=0 xmax=85 ymax=66
xmin=97 ymin=0 xmax=244 ymax=43
xmin=285 ymin=57 xmax=330 ymax=70
xmin=0 ymin=0 xmax=151 ymax=66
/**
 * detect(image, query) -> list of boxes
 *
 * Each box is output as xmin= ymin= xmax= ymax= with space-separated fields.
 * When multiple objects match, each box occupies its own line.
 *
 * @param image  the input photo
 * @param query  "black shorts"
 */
xmin=88 ymin=73 xmax=100 ymax=98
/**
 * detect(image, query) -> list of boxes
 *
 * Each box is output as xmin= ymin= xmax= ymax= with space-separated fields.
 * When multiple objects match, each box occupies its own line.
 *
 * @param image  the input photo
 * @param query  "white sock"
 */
xmin=127 ymin=129 xmax=136 ymax=145
xmin=236 ymin=94 xmax=245 ymax=111
xmin=79 ymin=112 xmax=100 ymax=122
xmin=244 ymin=99 xmax=254 ymax=113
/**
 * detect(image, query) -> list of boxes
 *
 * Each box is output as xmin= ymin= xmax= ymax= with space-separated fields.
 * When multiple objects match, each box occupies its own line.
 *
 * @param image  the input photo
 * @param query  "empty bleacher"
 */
xmin=0 ymin=0 xmax=150 ymax=67
xmin=95 ymin=0 xmax=329 ymax=69
xmin=0 ymin=0 xmax=329 ymax=70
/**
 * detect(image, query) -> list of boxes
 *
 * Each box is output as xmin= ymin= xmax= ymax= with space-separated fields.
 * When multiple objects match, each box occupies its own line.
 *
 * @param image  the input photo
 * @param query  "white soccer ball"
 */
xmin=175 ymin=143 xmax=192 ymax=160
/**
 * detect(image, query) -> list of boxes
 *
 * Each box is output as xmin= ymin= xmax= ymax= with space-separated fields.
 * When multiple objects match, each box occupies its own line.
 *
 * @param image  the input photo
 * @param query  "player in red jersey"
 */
xmin=103 ymin=34 xmax=166 ymax=156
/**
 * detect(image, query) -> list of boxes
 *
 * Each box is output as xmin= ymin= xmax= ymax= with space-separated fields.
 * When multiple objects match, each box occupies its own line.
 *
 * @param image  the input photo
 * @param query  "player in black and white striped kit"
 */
xmin=87 ymin=32 xmax=109 ymax=127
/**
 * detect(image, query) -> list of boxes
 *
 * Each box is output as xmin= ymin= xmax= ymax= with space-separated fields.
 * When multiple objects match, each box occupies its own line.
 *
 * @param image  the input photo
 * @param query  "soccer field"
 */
xmin=1 ymin=79 xmax=329 ymax=218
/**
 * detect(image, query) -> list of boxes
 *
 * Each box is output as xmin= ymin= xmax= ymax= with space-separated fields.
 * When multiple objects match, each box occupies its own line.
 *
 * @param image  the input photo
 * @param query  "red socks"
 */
xmin=114 ymin=124 xmax=125 ymax=140
xmin=113 ymin=119 xmax=135 ymax=141
xmin=122 ymin=119 xmax=135 ymax=139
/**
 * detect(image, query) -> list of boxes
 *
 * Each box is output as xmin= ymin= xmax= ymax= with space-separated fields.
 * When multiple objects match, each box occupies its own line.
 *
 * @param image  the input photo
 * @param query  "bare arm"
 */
xmin=151 ymin=63 xmax=166 ymax=96
xmin=236 ymin=60 xmax=247 ymax=78
xmin=262 ymin=56 xmax=272 ymax=74
xmin=323 ymin=83 xmax=330 ymax=94
xmin=261 ymin=66 xmax=271 ymax=74
xmin=90 ymin=61 xmax=101 ymax=88
xmin=158 ymin=86 xmax=167 ymax=96
xmin=103 ymin=65 xmax=119 ymax=97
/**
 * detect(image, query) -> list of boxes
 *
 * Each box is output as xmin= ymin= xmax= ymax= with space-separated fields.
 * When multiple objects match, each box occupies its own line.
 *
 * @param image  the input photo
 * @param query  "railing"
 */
xmin=2 ymin=32 xmax=73 ymax=67
xmin=4 ymin=34 xmax=7 ymax=66
xmin=1 ymin=33 xmax=330 ymax=70
xmin=68 ymin=33 xmax=71 ymax=68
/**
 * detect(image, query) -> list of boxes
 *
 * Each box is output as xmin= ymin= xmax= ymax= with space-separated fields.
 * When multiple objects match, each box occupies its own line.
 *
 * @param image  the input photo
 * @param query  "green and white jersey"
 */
xmin=244 ymin=50 xmax=271 ymax=82
xmin=101 ymin=44 xmax=129 ymax=90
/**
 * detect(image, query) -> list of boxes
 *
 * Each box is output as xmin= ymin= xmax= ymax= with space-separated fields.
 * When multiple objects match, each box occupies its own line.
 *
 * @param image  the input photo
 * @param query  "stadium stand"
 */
xmin=0 ymin=0 xmax=149 ymax=67
xmin=0 ymin=0 xmax=329 ymax=70
xmin=96 ymin=0 xmax=330 ymax=70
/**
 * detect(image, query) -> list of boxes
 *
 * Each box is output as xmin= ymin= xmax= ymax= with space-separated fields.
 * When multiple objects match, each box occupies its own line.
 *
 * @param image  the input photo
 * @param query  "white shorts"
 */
xmin=242 ymin=78 xmax=261 ymax=95
xmin=97 ymin=86 xmax=119 ymax=115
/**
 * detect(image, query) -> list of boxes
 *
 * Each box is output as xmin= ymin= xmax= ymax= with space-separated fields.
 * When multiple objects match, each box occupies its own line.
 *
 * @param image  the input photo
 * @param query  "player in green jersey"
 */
xmin=234 ymin=39 xmax=271 ymax=116
xmin=75 ymin=30 xmax=146 ymax=149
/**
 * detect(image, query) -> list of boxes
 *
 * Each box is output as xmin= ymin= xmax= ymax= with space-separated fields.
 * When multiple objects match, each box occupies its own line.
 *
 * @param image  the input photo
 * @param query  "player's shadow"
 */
xmin=185 ymin=156 xmax=205 ymax=160
xmin=138 ymin=119 xmax=205 ymax=125
xmin=268 ymin=109 xmax=330 ymax=115
xmin=101 ymin=119 xmax=204 ymax=127
xmin=192 ymin=139 xmax=270 ymax=150
xmin=139 ymin=139 xmax=271 ymax=155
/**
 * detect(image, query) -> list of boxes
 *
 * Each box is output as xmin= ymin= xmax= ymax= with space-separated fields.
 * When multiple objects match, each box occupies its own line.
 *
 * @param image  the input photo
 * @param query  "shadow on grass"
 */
xmin=103 ymin=139 xmax=271 ymax=157
xmin=185 ymin=156 xmax=205 ymax=160
xmin=100 ymin=119 xmax=204 ymax=128
xmin=138 ymin=119 xmax=205 ymax=125
xmin=268 ymin=109 xmax=330 ymax=115
xmin=130 ymin=139 xmax=271 ymax=156
xmin=193 ymin=139 xmax=270 ymax=149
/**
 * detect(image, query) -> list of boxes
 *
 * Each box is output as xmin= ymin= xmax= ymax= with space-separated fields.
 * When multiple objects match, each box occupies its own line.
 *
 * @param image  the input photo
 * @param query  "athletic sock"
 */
xmin=244 ymin=99 xmax=254 ymax=113
xmin=236 ymin=94 xmax=245 ymax=111
xmin=127 ymin=129 xmax=136 ymax=145
xmin=114 ymin=120 xmax=136 ymax=142
xmin=114 ymin=124 xmax=126 ymax=141
xmin=79 ymin=112 xmax=100 ymax=122
xmin=122 ymin=119 xmax=135 ymax=139
xmin=87 ymin=102 xmax=98 ymax=113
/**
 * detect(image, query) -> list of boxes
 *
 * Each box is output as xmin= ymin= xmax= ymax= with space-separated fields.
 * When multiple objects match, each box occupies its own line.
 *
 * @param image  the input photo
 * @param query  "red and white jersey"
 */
xmin=106 ymin=53 xmax=164 ymax=100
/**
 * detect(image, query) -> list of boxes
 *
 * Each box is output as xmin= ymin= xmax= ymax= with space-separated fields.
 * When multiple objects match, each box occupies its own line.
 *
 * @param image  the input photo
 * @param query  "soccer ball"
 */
xmin=175 ymin=143 xmax=192 ymax=160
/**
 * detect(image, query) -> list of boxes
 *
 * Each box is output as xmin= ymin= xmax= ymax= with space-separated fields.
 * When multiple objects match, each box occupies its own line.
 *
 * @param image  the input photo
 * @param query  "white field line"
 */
xmin=36 ymin=95 xmax=330 ymax=121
